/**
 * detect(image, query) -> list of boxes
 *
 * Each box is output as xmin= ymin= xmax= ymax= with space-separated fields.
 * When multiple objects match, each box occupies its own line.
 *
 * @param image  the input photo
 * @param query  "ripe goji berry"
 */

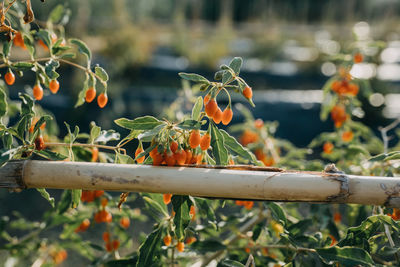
xmin=101 ymin=197 xmax=108 ymax=207
xmin=189 ymin=205 xmax=196 ymax=221
xmin=354 ymin=53 xmax=363 ymax=63
xmin=34 ymin=135 xmax=45 ymax=150
xmin=13 ymin=32 xmax=26 ymax=49
xmin=221 ymin=107 xmax=233 ymax=125
xmin=333 ymin=212 xmax=342 ymax=223
xmin=152 ymin=151 xmax=164 ymax=166
xmin=5 ymin=71 xmax=15 ymax=85
xmin=120 ymin=217 xmax=130 ymax=228
xmin=81 ymin=190 xmax=95 ymax=202
xmin=94 ymin=190 xmax=104 ymax=198
xmin=33 ymin=84 xmax=43 ymax=100
xmin=163 ymin=234 xmax=172 ymax=246
xmin=185 ymin=236 xmax=197 ymax=245
xmin=49 ymin=79 xmax=60 ymax=94
xmin=163 ymin=193 xmax=172 ymax=205
xmin=203 ymin=94 xmax=210 ymax=105
xmin=165 ymin=150 xmax=176 ymax=166
xmin=254 ymin=119 xmax=264 ymax=129
xmin=170 ymin=141 xmax=178 ymax=153
xmin=243 ymin=86 xmax=253 ymax=99
xmin=185 ymin=149 xmax=192 ymax=164
xmin=341 ymin=131 xmax=354 ymax=142
xmin=189 ymin=130 xmax=201 ymax=149
xmin=105 ymin=242 xmax=113 ymax=252
xmin=28 ymin=117 xmax=46 ymax=133
xmin=205 ymin=99 xmax=218 ymax=117
xmin=75 ymin=218 xmax=90 ymax=233
xmin=91 ymin=147 xmax=99 ymax=162
xmin=323 ymin=142 xmax=334 ymax=154
xmin=213 ymin=107 xmax=222 ymax=124
xmin=135 ymin=146 xmax=145 ymax=163
xmin=112 ymin=240 xmax=120 ymax=250
xmin=97 ymin=93 xmax=108 ymax=108
xmin=85 ymin=87 xmax=96 ymax=103
xmin=200 ymin=133 xmax=211 ymax=151
xmin=103 ymin=232 xmax=110 ymax=242
xmin=177 ymin=241 xmax=185 ymax=252
xmin=174 ymin=149 xmax=187 ymax=165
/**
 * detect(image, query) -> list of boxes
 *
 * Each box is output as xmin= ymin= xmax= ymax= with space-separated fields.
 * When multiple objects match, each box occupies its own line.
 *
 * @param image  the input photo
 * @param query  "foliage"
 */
xmin=1 ymin=2 xmax=400 ymax=267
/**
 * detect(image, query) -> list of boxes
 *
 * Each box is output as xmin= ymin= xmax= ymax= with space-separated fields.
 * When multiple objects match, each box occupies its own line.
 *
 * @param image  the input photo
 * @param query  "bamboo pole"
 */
xmin=1 ymin=160 xmax=400 ymax=207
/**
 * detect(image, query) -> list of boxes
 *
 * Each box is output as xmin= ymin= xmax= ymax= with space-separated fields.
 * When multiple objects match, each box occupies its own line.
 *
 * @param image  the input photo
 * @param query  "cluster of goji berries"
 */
xmin=204 ymin=93 xmax=233 ymax=125
xmin=235 ymin=200 xmax=254 ymax=210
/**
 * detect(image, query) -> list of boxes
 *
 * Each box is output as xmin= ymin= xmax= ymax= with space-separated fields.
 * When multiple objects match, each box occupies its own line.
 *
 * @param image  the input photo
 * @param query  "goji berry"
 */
xmin=91 ymin=147 xmax=99 ymax=162
xmin=177 ymin=241 xmax=185 ymax=252
xmin=323 ymin=142 xmax=334 ymax=154
xmin=333 ymin=212 xmax=342 ymax=223
xmin=34 ymin=135 xmax=45 ymax=150
xmin=135 ymin=146 xmax=145 ymax=163
xmin=205 ymin=99 xmax=218 ymax=117
xmin=174 ymin=149 xmax=187 ymax=165
xmin=163 ymin=234 xmax=172 ymax=246
xmin=85 ymin=87 xmax=96 ymax=103
xmin=341 ymin=131 xmax=354 ymax=142
xmin=200 ymin=133 xmax=211 ymax=151
xmin=13 ymin=32 xmax=26 ymax=49
xmin=184 ymin=149 xmax=192 ymax=164
xmin=29 ymin=117 xmax=46 ymax=133
xmin=94 ymin=190 xmax=104 ymax=198
xmin=203 ymin=94 xmax=210 ymax=105
xmin=213 ymin=107 xmax=222 ymax=124
xmin=185 ymin=236 xmax=197 ymax=245
xmin=189 ymin=205 xmax=196 ymax=221
xmin=112 ymin=240 xmax=120 ymax=250
xmin=33 ymin=84 xmax=43 ymax=100
xmin=49 ymin=79 xmax=60 ymax=94
xmin=170 ymin=141 xmax=178 ymax=153
xmin=103 ymin=232 xmax=110 ymax=242
xmin=254 ymin=119 xmax=264 ymax=129
xmin=354 ymin=53 xmax=363 ymax=63
xmin=5 ymin=71 xmax=15 ymax=85
xmin=189 ymin=130 xmax=201 ymax=149
xmin=163 ymin=193 xmax=172 ymax=205
xmin=243 ymin=86 xmax=253 ymax=99
xmin=101 ymin=197 xmax=108 ymax=207
xmin=97 ymin=93 xmax=108 ymax=108
xmin=120 ymin=217 xmax=130 ymax=228
xmin=221 ymin=107 xmax=233 ymax=125
xmin=165 ymin=150 xmax=176 ymax=166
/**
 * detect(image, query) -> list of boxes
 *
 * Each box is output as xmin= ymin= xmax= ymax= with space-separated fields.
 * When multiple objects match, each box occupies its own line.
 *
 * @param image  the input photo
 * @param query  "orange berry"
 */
xmin=354 ymin=53 xmax=363 ymax=63
xmin=189 ymin=205 xmax=196 ymax=221
xmin=105 ymin=211 xmax=112 ymax=223
xmin=245 ymin=247 xmax=251 ymax=253
xmin=33 ymin=84 xmax=43 ymax=100
xmin=34 ymin=135 xmax=45 ymax=150
xmin=200 ymin=133 xmax=211 ymax=151
xmin=333 ymin=212 xmax=342 ymax=223
xmin=254 ymin=119 xmax=264 ymax=129
xmin=347 ymin=83 xmax=359 ymax=96
xmin=165 ymin=151 xmax=176 ymax=166
xmin=205 ymin=99 xmax=218 ymax=117
xmin=13 ymin=32 xmax=26 ymax=49
xmin=189 ymin=130 xmax=201 ymax=149
xmin=174 ymin=149 xmax=187 ymax=166
xmin=170 ymin=141 xmax=178 ymax=153
xmin=94 ymin=190 xmax=104 ymax=198
xmin=81 ymin=191 xmax=95 ymax=202
xmin=229 ymin=159 xmax=234 ymax=165
xmin=244 ymin=201 xmax=254 ymax=210
xmin=163 ymin=193 xmax=172 ymax=205
xmin=105 ymin=242 xmax=113 ymax=252
xmin=120 ymin=217 xmax=130 ymax=228
xmin=213 ymin=107 xmax=222 ymax=124
xmin=341 ymin=131 xmax=354 ymax=142
xmin=54 ymin=249 xmax=67 ymax=264
xmin=5 ymin=71 xmax=15 ymax=85
xmin=185 ymin=149 xmax=192 ymax=164
xmin=97 ymin=93 xmax=108 ymax=108
xmin=75 ymin=218 xmax=90 ymax=232
xmin=239 ymin=130 xmax=258 ymax=146
xmin=29 ymin=117 xmax=46 ymax=133
xmin=91 ymin=147 xmax=99 ymax=162
xmin=323 ymin=142 xmax=334 ymax=154
xmin=49 ymin=79 xmax=60 ymax=94
xmin=331 ymin=105 xmax=347 ymax=128
xmin=329 ymin=234 xmax=337 ymax=246
xmin=163 ymin=234 xmax=172 ymax=246
xmin=135 ymin=146 xmax=145 ymax=163
xmin=103 ymin=232 xmax=110 ymax=242
xmin=243 ymin=86 xmax=253 ymax=99
xmin=221 ymin=107 xmax=233 ymax=125
xmin=101 ymin=197 xmax=108 ymax=207
xmin=152 ymin=151 xmax=164 ymax=166
xmin=177 ymin=241 xmax=185 ymax=252
xmin=112 ymin=240 xmax=120 ymax=250
xmin=186 ymin=236 xmax=197 ymax=245
xmin=85 ymin=87 xmax=96 ymax=103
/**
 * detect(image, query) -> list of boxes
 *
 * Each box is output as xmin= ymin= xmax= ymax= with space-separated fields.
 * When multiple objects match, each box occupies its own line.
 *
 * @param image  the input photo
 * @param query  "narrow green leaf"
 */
xmin=3 ymin=41 xmax=12 ymax=58
xmin=33 ymin=150 xmax=68 ymax=161
xmin=229 ymin=57 xmax=243 ymax=75
xmin=0 ymin=87 xmax=7 ymax=117
xmin=57 ymin=190 xmax=72 ymax=214
xmin=94 ymin=130 xmax=120 ymax=143
xmin=192 ymin=96 xmax=203 ymax=121
xmin=18 ymin=93 xmax=34 ymax=116
xmin=137 ymin=124 xmax=165 ymax=142
xmin=69 ymin=38 xmax=91 ymax=60
xmin=191 ymin=239 xmax=226 ymax=252
xmin=221 ymin=259 xmax=245 ymax=267
xmin=37 ymin=188 xmax=55 ymax=208
xmin=115 ymin=116 xmax=164 ymax=131
xmin=95 ymin=66 xmax=109 ymax=82
xmin=178 ymin=73 xmax=209 ymax=84
xmin=36 ymin=30 xmax=52 ymax=50
xmin=33 ymin=115 xmax=52 ymax=134
xmin=176 ymin=119 xmax=201 ymax=130
xmin=210 ymin=123 xmax=228 ymax=165
xmin=268 ymin=202 xmax=288 ymax=226
xmin=71 ymin=189 xmax=81 ymax=208
xmin=142 ymin=194 xmax=169 ymax=217
xmin=89 ymin=125 xmax=101 ymax=144
xmin=220 ymin=129 xmax=256 ymax=163
xmin=12 ymin=62 xmax=34 ymax=70
xmin=316 ymin=246 xmax=374 ymax=266
xmin=136 ymin=226 xmax=163 ymax=267
xmin=49 ymin=4 xmax=64 ymax=23
xmin=172 ymin=195 xmax=191 ymax=240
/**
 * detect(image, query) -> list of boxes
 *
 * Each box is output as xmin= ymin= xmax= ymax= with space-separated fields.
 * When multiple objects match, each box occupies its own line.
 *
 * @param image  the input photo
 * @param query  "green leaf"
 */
xmin=221 ymin=259 xmax=245 ymax=267
xmin=56 ymin=190 xmax=72 ymax=214
xmin=142 ymin=193 xmax=169 ymax=217
xmin=222 ymin=71 xmax=233 ymax=84
xmin=172 ymin=195 xmax=191 ymax=240
xmin=33 ymin=150 xmax=68 ymax=161
xmin=210 ymin=123 xmax=229 ymax=165
xmin=316 ymin=246 xmax=374 ymax=266
xmin=137 ymin=124 xmax=165 ymax=142
xmin=192 ymin=96 xmax=203 ymax=121
xmin=95 ymin=66 xmax=109 ymax=82
xmin=36 ymin=30 xmax=52 ymax=50
xmin=37 ymin=188 xmax=55 ymax=208
xmin=74 ymin=74 xmax=89 ymax=108
xmin=18 ymin=93 xmax=34 ymax=116
xmin=220 ymin=130 xmax=256 ymax=163
xmin=196 ymin=198 xmax=216 ymax=224
xmin=95 ymin=130 xmax=120 ymax=143
xmin=69 ymin=39 xmax=91 ymax=60
xmin=11 ymin=62 xmax=34 ymax=70
xmin=268 ymin=202 xmax=287 ymax=226
xmin=229 ymin=57 xmax=243 ymax=75
xmin=134 ymin=143 xmax=157 ymax=162
xmin=33 ymin=115 xmax=52 ymax=134
xmin=23 ymin=35 xmax=36 ymax=57
xmin=45 ymin=60 xmax=60 ymax=80
xmin=3 ymin=41 xmax=12 ymax=58
xmin=16 ymin=114 xmax=33 ymax=139
xmin=252 ymin=222 xmax=264 ymax=242
xmin=338 ymin=215 xmax=383 ymax=247
xmin=0 ymin=87 xmax=7 ymax=117
xmin=115 ymin=116 xmax=165 ymax=131
xmin=89 ymin=125 xmax=101 ymax=144
xmin=136 ymin=226 xmax=163 ymax=267
xmin=71 ymin=189 xmax=81 ymax=208
xmin=176 ymin=119 xmax=201 ymax=130
xmin=178 ymin=73 xmax=210 ymax=84
xmin=49 ymin=4 xmax=64 ymax=23
xmin=116 ymin=153 xmax=134 ymax=164
xmin=2 ymin=132 xmax=12 ymax=149
xmin=191 ymin=239 xmax=226 ymax=253
xmin=346 ymin=145 xmax=370 ymax=157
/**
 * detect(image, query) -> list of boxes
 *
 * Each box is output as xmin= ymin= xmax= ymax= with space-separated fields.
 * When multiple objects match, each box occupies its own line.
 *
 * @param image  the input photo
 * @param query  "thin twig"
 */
xmin=45 ymin=142 xmax=126 ymax=154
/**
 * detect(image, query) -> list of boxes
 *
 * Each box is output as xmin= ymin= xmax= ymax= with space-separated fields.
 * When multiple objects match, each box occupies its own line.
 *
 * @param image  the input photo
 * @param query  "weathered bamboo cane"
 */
xmin=1 ymin=160 xmax=400 ymax=207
